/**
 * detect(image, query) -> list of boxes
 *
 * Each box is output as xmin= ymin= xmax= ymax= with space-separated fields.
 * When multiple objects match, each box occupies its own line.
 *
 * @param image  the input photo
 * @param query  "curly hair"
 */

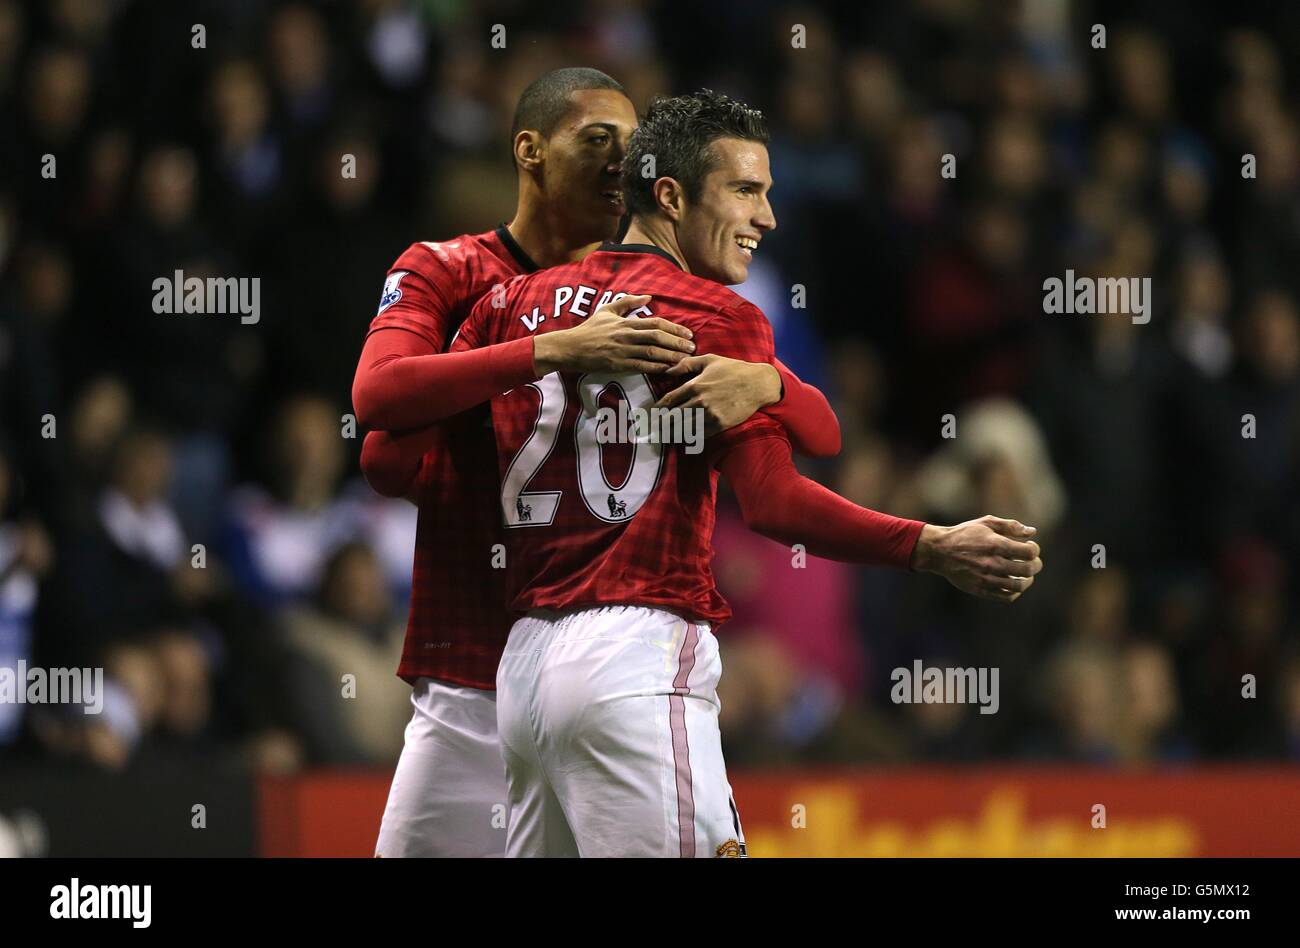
xmin=620 ymin=89 xmax=769 ymax=216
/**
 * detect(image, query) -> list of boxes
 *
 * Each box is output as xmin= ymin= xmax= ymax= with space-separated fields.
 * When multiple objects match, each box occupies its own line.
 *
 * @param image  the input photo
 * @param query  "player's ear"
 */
xmin=652 ymin=177 xmax=684 ymax=222
xmin=514 ymin=130 xmax=544 ymax=174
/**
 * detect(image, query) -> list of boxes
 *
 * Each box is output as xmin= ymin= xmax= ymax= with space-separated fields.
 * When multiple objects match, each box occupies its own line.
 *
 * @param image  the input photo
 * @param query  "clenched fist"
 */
xmin=910 ymin=515 xmax=1043 ymax=603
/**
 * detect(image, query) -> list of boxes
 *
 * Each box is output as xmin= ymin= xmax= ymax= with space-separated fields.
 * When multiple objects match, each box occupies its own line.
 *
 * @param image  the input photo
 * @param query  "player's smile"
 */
xmin=735 ymin=234 xmax=760 ymax=260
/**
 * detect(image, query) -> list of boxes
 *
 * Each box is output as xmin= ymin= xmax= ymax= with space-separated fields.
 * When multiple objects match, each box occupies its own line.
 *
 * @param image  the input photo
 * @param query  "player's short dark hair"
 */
xmin=510 ymin=67 xmax=625 ymax=150
xmin=620 ymin=90 xmax=769 ymax=217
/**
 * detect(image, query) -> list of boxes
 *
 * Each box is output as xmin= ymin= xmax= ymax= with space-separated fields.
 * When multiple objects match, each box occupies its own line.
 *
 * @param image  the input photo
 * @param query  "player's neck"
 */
xmin=507 ymin=201 xmax=606 ymax=269
xmin=621 ymin=218 xmax=689 ymax=273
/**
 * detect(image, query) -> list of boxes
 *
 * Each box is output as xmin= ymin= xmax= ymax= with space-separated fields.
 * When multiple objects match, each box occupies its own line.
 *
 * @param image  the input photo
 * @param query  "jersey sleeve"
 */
xmin=352 ymin=275 xmax=535 ymax=431
xmin=366 ymin=244 xmax=458 ymax=350
xmin=689 ymin=301 xmax=781 ymax=461
xmin=693 ymin=300 xmax=774 ymax=363
xmin=765 ymin=359 xmax=842 ymax=459
xmin=717 ymin=432 xmax=927 ymax=570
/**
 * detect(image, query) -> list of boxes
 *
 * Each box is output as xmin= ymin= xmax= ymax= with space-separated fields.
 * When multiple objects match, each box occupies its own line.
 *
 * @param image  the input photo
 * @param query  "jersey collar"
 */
xmin=596 ymin=241 xmax=684 ymax=271
xmin=495 ymin=224 xmax=541 ymax=273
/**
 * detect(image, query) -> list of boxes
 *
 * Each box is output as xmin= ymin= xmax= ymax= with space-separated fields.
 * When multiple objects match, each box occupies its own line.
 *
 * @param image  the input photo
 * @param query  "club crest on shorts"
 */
xmin=715 ymin=838 xmax=746 ymax=857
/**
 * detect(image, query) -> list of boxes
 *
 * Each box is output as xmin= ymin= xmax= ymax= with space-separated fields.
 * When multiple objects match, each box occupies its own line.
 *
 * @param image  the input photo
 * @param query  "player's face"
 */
xmin=543 ymin=89 xmax=637 ymax=236
xmin=676 ymin=138 xmax=776 ymax=285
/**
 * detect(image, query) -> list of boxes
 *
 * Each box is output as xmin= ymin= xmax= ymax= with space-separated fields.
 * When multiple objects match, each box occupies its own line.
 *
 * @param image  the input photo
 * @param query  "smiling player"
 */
xmin=354 ymin=70 xmax=843 ymax=857
xmin=451 ymin=90 xmax=1044 ymax=857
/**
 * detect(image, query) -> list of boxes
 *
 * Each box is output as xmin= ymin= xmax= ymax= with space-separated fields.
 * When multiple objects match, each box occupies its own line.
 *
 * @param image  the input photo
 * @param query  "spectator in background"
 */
xmin=714 ymin=635 xmax=809 ymax=767
xmin=893 ymin=680 xmax=991 ymax=762
xmin=269 ymin=120 xmax=404 ymax=409
xmin=15 ymin=46 xmax=93 ymax=229
xmin=1234 ymin=110 xmax=1300 ymax=301
xmin=904 ymin=196 xmax=1039 ymax=439
xmin=1159 ymin=136 xmax=1214 ymax=246
xmin=65 ymin=375 xmax=133 ymax=519
xmin=24 ymin=630 xmax=213 ymax=773
xmin=1030 ymin=222 xmax=1177 ymax=564
xmin=1116 ymin=640 xmax=1194 ymax=762
xmin=34 ymin=427 xmax=219 ymax=769
xmin=1170 ymin=243 xmax=1233 ymax=381
xmin=1216 ymin=291 xmax=1300 ymax=541
xmin=1031 ymin=642 xmax=1123 ymax=762
xmin=915 ymin=398 xmax=1066 ymax=539
xmin=1067 ymin=568 xmax=1133 ymax=647
xmin=279 ymin=542 xmax=407 ymax=765
xmin=1195 ymin=538 xmax=1292 ymax=756
xmin=266 ymin=4 xmax=336 ymax=145
xmin=0 ymin=445 xmax=53 ymax=747
xmin=225 ymin=395 xmax=356 ymax=606
xmin=0 ymin=238 xmax=73 ymax=527
xmin=46 ymin=428 xmax=191 ymax=649
xmin=225 ymin=394 xmax=415 ymax=607
xmin=206 ymin=60 xmax=284 ymax=233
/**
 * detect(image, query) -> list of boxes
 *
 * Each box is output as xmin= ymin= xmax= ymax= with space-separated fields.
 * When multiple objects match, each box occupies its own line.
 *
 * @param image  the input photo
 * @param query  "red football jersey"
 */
xmin=367 ymin=226 xmax=538 ymax=688
xmin=451 ymin=242 xmax=788 ymax=626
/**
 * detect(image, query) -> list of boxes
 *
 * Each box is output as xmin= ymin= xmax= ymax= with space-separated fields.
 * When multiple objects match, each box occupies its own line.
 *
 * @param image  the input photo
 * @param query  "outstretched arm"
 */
xmin=716 ymin=430 xmax=1043 ymax=601
xmin=717 ymin=429 xmax=924 ymax=568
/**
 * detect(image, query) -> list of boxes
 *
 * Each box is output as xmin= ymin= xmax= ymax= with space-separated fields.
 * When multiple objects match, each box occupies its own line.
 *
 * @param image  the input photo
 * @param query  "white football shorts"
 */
xmin=496 ymin=604 xmax=746 ymax=858
xmin=374 ymin=678 xmax=508 ymax=857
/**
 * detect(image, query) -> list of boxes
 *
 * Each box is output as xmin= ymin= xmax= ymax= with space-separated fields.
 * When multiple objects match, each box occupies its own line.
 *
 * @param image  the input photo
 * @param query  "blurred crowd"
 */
xmin=1 ymin=0 xmax=1298 ymax=775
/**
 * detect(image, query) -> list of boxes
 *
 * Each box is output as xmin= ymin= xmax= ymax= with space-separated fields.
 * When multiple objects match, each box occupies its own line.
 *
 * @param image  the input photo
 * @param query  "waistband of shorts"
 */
xmin=524 ymin=604 xmax=709 ymax=633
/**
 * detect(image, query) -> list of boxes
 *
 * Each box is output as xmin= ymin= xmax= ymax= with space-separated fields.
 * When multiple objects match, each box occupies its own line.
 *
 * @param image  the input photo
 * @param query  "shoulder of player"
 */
xmin=696 ymin=285 xmax=770 ymax=331
xmin=390 ymin=229 xmax=497 ymax=277
xmin=615 ymin=260 xmax=754 ymax=321
xmin=474 ymin=263 xmax=555 ymax=309
xmin=379 ymin=228 xmax=506 ymax=280
xmin=652 ymin=265 xmax=754 ymax=313
xmin=463 ymin=266 xmax=554 ymax=341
